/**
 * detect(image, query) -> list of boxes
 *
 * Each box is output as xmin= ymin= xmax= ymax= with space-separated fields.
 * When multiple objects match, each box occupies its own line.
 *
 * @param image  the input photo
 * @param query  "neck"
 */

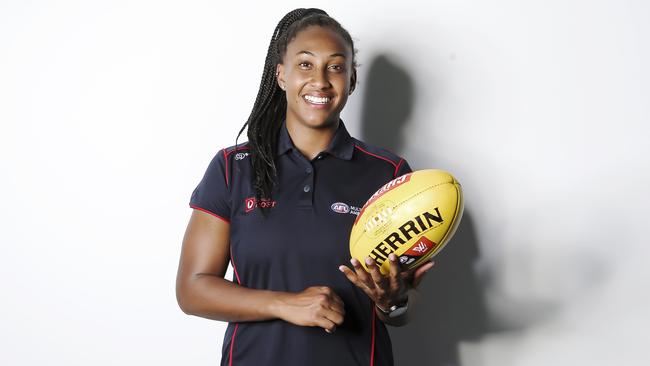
xmin=285 ymin=119 xmax=339 ymax=161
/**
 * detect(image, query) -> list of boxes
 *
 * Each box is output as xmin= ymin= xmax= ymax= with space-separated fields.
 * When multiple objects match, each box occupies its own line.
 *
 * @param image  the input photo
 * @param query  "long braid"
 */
xmin=234 ymin=8 xmax=356 ymax=216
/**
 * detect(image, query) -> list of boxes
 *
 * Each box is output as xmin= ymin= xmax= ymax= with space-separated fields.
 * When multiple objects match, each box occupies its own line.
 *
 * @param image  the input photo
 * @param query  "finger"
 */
xmin=412 ymin=260 xmax=435 ymax=288
xmin=312 ymin=282 xmax=345 ymax=316
xmin=328 ymin=294 xmax=345 ymax=315
xmin=400 ymin=269 xmax=414 ymax=287
xmin=365 ymin=257 xmax=387 ymax=288
xmin=388 ymin=253 xmax=402 ymax=289
xmin=330 ymin=291 xmax=346 ymax=310
xmin=318 ymin=317 xmax=338 ymax=333
xmin=339 ymin=265 xmax=365 ymax=289
xmin=329 ymin=303 xmax=345 ymax=318
xmin=340 ymin=264 xmax=378 ymax=299
xmin=322 ymin=307 xmax=345 ymax=326
xmin=350 ymin=258 xmax=374 ymax=289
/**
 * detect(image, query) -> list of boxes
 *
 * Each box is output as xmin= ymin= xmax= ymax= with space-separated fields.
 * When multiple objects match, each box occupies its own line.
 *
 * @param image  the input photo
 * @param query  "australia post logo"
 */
xmin=244 ymin=197 xmax=277 ymax=213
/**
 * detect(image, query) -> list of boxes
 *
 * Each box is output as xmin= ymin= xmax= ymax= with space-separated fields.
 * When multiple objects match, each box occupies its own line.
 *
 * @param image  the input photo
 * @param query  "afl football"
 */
xmin=349 ymin=169 xmax=464 ymax=275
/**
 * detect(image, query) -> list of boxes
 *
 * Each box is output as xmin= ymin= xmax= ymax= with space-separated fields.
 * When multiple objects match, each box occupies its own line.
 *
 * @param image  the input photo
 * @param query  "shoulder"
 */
xmin=213 ymin=142 xmax=252 ymax=172
xmin=202 ymin=142 xmax=251 ymax=189
xmin=220 ymin=142 xmax=251 ymax=162
xmin=351 ymin=138 xmax=409 ymax=174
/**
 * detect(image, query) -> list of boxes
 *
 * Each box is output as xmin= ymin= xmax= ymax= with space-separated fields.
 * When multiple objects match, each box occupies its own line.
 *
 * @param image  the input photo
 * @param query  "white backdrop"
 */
xmin=1 ymin=1 xmax=648 ymax=365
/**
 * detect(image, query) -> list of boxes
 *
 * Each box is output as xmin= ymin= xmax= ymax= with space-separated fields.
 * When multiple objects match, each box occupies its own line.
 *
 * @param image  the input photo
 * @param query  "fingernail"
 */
xmin=389 ymin=253 xmax=396 ymax=261
xmin=365 ymin=257 xmax=373 ymax=265
xmin=350 ymin=258 xmax=358 ymax=266
xmin=338 ymin=265 xmax=346 ymax=272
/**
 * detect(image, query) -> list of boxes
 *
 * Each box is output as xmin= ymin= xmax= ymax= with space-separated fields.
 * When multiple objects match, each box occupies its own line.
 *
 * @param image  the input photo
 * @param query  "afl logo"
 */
xmin=331 ymin=202 xmax=350 ymax=214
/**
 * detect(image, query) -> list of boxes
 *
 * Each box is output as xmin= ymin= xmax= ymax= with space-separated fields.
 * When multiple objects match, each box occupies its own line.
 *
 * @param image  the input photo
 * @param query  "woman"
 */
xmin=176 ymin=8 xmax=434 ymax=366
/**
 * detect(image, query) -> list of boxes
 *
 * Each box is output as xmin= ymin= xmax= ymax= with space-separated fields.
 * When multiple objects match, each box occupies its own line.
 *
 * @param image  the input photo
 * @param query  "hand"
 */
xmin=275 ymin=286 xmax=345 ymax=333
xmin=401 ymin=259 xmax=435 ymax=289
xmin=339 ymin=254 xmax=434 ymax=311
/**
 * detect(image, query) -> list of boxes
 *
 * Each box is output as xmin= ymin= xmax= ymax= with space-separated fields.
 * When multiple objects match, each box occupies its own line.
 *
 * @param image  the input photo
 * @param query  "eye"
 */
xmin=298 ymin=61 xmax=311 ymax=69
xmin=328 ymin=64 xmax=344 ymax=72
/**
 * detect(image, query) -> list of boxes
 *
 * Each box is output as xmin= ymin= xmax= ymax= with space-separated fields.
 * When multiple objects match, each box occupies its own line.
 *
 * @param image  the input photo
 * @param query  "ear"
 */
xmin=349 ymin=68 xmax=357 ymax=95
xmin=276 ymin=64 xmax=286 ymax=90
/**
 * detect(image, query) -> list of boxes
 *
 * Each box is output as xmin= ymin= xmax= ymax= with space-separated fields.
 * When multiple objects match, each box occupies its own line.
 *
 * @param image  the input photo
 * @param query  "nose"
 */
xmin=309 ymin=67 xmax=331 ymax=89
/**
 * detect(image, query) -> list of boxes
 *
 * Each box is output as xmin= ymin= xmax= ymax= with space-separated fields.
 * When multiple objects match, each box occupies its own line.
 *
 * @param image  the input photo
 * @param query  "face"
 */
xmin=276 ymin=25 xmax=357 ymax=130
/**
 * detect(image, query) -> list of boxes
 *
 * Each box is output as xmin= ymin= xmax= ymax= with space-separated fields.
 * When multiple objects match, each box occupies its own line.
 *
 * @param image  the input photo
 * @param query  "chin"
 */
xmin=303 ymin=116 xmax=340 ymax=129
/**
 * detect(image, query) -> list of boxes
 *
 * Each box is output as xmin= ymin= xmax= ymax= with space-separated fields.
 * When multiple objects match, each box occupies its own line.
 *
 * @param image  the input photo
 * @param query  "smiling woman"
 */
xmin=277 ymin=25 xmax=356 ymax=133
xmin=176 ymin=8 xmax=433 ymax=366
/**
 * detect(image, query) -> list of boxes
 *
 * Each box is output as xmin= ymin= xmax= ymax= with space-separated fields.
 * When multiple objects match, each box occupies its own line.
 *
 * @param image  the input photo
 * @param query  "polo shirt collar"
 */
xmin=276 ymin=119 xmax=355 ymax=160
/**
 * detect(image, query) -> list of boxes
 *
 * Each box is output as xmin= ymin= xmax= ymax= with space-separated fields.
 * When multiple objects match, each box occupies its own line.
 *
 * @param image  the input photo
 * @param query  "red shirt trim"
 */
xmin=354 ymin=145 xmax=398 ymax=169
xmin=189 ymin=204 xmax=230 ymax=223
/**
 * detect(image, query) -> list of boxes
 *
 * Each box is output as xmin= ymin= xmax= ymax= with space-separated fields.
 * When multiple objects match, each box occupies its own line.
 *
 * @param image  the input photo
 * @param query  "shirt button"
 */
xmin=303 ymin=185 xmax=311 ymax=193
xmin=306 ymin=167 xmax=312 ymax=174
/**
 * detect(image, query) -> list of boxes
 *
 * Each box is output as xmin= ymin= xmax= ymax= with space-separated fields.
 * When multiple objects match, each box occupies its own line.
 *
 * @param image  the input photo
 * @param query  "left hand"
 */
xmin=338 ymin=253 xmax=434 ymax=311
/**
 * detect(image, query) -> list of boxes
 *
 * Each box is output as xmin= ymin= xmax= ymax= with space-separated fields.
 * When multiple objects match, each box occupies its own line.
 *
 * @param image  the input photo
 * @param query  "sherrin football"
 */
xmin=349 ymin=169 xmax=464 ymax=275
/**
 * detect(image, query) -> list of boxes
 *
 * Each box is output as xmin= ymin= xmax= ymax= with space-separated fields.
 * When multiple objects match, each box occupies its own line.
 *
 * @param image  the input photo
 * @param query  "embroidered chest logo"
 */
xmin=245 ymin=197 xmax=277 ymax=213
xmin=330 ymin=202 xmax=361 ymax=216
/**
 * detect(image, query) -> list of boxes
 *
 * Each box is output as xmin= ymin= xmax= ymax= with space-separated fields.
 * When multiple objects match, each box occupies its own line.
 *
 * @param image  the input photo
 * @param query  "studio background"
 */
xmin=1 ymin=1 xmax=648 ymax=365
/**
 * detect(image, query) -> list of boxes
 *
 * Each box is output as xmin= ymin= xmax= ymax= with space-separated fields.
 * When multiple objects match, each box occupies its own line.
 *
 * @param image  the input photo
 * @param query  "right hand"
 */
xmin=276 ymin=286 xmax=345 ymax=333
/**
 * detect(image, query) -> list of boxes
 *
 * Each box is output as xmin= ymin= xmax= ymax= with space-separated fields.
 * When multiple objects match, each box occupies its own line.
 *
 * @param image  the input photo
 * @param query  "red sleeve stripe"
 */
xmin=370 ymin=305 xmax=376 ymax=366
xmin=224 ymin=145 xmax=250 ymax=157
xmin=223 ymin=146 xmax=250 ymax=188
xmin=189 ymin=204 xmax=231 ymax=223
xmin=222 ymin=149 xmax=230 ymax=188
xmin=230 ymin=246 xmax=242 ymax=285
xmin=354 ymin=145 xmax=398 ymax=169
xmin=394 ymin=158 xmax=404 ymax=177
xmin=228 ymin=243 xmax=242 ymax=365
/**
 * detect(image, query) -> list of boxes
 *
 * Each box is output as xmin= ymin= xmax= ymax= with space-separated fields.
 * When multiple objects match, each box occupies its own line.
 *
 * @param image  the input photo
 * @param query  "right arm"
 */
xmin=175 ymin=209 xmax=345 ymax=332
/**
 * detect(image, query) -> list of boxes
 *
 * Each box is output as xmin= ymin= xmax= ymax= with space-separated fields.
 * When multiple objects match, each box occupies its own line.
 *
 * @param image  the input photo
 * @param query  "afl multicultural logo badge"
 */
xmin=331 ymin=202 xmax=361 ymax=216
xmin=331 ymin=202 xmax=351 ymax=214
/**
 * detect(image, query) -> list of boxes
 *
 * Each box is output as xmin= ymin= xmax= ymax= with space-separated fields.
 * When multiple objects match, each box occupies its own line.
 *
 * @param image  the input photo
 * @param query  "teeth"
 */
xmin=304 ymin=95 xmax=331 ymax=104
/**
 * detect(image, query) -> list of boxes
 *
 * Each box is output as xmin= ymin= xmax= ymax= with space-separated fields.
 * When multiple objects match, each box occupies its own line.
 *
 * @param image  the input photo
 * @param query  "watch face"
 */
xmin=388 ymin=302 xmax=408 ymax=318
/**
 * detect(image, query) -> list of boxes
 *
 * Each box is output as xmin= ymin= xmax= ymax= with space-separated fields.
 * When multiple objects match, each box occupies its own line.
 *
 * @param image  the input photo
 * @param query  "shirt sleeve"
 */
xmin=395 ymin=158 xmax=413 ymax=177
xmin=189 ymin=149 xmax=231 ymax=223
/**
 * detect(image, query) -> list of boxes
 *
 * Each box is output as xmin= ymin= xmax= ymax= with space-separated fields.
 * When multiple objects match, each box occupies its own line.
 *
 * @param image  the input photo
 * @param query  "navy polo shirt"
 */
xmin=189 ymin=119 xmax=412 ymax=366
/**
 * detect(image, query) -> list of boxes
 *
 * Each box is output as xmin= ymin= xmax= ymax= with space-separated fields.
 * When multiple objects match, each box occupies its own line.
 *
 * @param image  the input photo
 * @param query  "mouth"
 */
xmin=303 ymin=94 xmax=333 ymax=106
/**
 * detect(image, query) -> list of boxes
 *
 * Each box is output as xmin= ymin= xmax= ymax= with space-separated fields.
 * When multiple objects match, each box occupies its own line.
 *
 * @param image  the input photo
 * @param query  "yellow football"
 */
xmin=349 ymin=169 xmax=464 ymax=275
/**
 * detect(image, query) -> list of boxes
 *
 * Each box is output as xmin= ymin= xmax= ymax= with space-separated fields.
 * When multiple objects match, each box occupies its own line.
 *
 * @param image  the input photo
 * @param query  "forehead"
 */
xmin=285 ymin=25 xmax=352 ymax=58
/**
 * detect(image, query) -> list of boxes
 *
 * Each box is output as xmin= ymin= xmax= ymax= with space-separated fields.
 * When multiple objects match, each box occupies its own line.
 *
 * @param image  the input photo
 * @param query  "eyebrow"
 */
xmin=296 ymin=50 xmax=347 ymax=58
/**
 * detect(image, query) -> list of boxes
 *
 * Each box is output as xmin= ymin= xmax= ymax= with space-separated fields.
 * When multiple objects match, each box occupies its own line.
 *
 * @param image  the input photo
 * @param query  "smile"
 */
xmin=303 ymin=95 xmax=332 ymax=105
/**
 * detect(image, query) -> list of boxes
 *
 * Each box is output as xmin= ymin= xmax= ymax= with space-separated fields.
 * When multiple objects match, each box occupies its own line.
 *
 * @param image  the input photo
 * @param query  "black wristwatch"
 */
xmin=376 ymin=297 xmax=409 ymax=318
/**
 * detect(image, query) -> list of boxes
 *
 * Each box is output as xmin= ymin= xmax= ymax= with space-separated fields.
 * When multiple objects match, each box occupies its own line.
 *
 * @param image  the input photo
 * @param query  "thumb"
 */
xmin=412 ymin=260 xmax=435 ymax=288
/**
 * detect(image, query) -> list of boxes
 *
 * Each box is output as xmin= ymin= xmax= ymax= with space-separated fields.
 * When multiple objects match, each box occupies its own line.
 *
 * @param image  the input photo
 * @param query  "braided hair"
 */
xmin=234 ymin=8 xmax=358 ymax=215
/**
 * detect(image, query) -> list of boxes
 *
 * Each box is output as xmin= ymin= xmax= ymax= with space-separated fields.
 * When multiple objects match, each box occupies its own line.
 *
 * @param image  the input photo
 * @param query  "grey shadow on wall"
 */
xmin=359 ymin=54 xmax=489 ymax=366
xmin=359 ymin=55 xmax=413 ymax=153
